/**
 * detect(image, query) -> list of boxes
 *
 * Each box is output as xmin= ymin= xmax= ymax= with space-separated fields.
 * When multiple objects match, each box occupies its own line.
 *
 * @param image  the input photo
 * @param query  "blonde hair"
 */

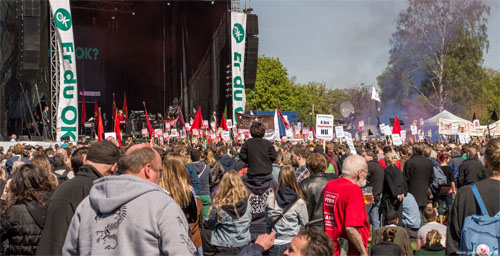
xmin=384 ymin=152 xmax=398 ymax=166
xmin=159 ymin=153 xmax=192 ymax=208
xmin=31 ymin=153 xmax=58 ymax=189
xmin=426 ymin=230 xmax=442 ymax=246
xmin=205 ymin=149 xmax=216 ymax=165
xmin=209 ymin=170 xmax=248 ymax=220
xmin=275 ymin=165 xmax=305 ymax=207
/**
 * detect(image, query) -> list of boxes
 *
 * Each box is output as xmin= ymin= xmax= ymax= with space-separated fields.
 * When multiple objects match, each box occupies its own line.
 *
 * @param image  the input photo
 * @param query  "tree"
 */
xmin=378 ymin=0 xmax=490 ymax=115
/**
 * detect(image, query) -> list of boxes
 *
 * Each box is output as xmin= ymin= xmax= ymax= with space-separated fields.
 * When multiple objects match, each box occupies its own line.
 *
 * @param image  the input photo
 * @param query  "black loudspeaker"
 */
xmin=31 ymin=136 xmax=43 ymax=141
xmin=247 ymin=14 xmax=258 ymax=36
xmin=245 ymin=36 xmax=258 ymax=89
xmin=20 ymin=0 xmax=41 ymax=81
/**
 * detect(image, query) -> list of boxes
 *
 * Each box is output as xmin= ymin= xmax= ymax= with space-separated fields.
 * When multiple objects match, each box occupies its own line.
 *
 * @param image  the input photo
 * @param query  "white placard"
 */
xmin=344 ymin=133 xmax=357 ymax=155
xmin=203 ymin=120 xmax=209 ymax=129
xmin=473 ymin=119 xmax=480 ymax=129
xmin=104 ymin=132 xmax=116 ymax=140
xmin=154 ymin=129 xmax=162 ymax=138
xmin=411 ymin=125 xmax=418 ymax=135
xmin=192 ymin=129 xmax=199 ymax=136
xmin=316 ymin=114 xmax=334 ymax=140
xmin=451 ymin=124 xmax=458 ymax=134
xmin=465 ymin=134 xmax=471 ymax=143
xmin=392 ymin=134 xmax=403 ymax=146
xmin=458 ymin=133 xmax=466 ymax=144
xmin=227 ymin=119 xmax=233 ymax=129
xmin=401 ymin=130 xmax=407 ymax=141
xmin=335 ymin=126 xmax=345 ymax=138
xmin=286 ymin=128 xmax=293 ymax=138
xmin=141 ymin=128 xmax=148 ymax=137
xmin=170 ymin=129 xmax=179 ymax=137
xmin=308 ymin=131 xmax=314 ymax=141
xmin=222 ymin=131 xmax=230 ymax=141
xmin=358 ymin=120 xmax=365 ymax=131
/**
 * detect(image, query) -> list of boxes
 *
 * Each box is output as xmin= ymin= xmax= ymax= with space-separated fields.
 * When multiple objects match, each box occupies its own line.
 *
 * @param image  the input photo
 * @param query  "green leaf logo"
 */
xmin=232 ymin=23 xmax=245 ymax=43
xmin=54 ymin=8 xmax=72 ymax=31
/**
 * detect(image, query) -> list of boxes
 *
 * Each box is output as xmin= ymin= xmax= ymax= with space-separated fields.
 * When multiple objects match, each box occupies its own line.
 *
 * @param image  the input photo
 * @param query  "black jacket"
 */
xmin=403 ymin=155 xmax=434 ymax=207
xmin=36 ymin=164 xmax=103 ymax=256
xmin=446 ymin=179 xmax=500 ymax=255
xmin=0 ymin=193 xmax=51 ymax=255
xmin=243 ymin=173 xmax=276 ymax=233
xmin=367 ymin=160 xmax=385 ymax=199
xmin=299 ymin=172 xmax=337 ymax=231
xmin=457 ymin=158 xmax=487 ymax=188
xmin=239 ymin=137 xmax=277 ymax=176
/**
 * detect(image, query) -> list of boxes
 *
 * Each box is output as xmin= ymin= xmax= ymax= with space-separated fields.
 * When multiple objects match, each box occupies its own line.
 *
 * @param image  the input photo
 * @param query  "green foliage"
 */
xmin=247 ymin=56 xmax=352 ymax=127
xmin=378 ymin=0 xmax=492 ymax=119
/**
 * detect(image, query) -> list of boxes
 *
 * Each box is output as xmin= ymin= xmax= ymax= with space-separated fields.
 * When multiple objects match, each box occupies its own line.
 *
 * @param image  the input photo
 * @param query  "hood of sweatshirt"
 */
xmin=25 ymin=192 xmax=51 ymax=228
xmin=219 ymin=155 xmax=236 ymax=171
xmin=191 ymin=161 xmax=207 ymax=174
xmin=244 ymin=173 xmax=276 ymax=195
xmin=89 ymin=175 xmax=165 ymax=214
xmin=276 ymin=187 xmax=298 ymax=209
xmin=221 ymin=199 xmax=248 ymax=217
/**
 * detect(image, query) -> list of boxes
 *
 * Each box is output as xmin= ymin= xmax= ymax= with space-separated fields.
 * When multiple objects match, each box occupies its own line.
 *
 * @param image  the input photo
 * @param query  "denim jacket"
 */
xmin=206 ymin=200 xmax=251 ymax=247
xmin=265 ymin=193 xmax=308 ymax=241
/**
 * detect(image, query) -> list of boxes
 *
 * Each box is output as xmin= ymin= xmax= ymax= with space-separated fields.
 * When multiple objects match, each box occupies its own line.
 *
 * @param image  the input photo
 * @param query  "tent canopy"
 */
xmin=424 ymin=110 xmax=468 ymax=126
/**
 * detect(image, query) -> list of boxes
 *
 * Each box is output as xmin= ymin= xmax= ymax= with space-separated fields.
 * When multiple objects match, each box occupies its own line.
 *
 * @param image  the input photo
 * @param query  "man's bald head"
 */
xmin=119 ymin=145 xmax=161 ymax=174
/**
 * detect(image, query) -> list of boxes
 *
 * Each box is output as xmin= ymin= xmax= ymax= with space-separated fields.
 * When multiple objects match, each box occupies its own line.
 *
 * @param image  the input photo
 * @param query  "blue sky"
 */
xmin=250 ymin=0 xmax=500 ymax=89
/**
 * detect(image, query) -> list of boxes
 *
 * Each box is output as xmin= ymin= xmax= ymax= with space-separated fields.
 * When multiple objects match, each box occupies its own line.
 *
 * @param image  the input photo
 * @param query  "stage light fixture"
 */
xmin=211 ymin=1 xmax=215 ymax=4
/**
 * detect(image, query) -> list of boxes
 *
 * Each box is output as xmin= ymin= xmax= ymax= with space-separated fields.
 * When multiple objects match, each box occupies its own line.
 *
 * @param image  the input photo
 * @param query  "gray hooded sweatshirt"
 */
xmin=62 ymin=175 xmax=197 ymax=256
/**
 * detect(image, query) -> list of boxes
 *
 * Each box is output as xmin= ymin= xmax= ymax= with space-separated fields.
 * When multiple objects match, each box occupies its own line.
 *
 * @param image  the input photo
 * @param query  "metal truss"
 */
xmin=50 ymin=15 xmax=59 ymax=139
xmin=71 ymin=1 xmax=134 ymax=14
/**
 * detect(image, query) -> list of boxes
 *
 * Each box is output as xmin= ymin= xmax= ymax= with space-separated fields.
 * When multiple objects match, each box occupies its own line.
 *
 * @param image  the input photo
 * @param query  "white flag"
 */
xmin=371 ymin=86 xmax=381 ymax=102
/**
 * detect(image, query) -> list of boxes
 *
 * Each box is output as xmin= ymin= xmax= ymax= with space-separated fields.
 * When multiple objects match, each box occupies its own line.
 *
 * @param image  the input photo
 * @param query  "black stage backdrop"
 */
xmin=72 ymin=1 xmax=230 ymax=123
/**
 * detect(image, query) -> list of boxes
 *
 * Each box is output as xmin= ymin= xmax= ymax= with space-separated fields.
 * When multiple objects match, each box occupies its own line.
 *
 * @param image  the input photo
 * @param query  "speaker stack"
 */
xmin=18 ymin=0 xmax=41 ymax=82
xmin=244 ymin=14 xmax=259 ymax=90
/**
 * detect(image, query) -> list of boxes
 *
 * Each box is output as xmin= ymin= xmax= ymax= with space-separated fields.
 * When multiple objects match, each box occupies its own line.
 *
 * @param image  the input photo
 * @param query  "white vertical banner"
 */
xmin=231 ymin=12 xmax=247 ymax=124
xmin=49 ymin=0 xmax=78 ymax=141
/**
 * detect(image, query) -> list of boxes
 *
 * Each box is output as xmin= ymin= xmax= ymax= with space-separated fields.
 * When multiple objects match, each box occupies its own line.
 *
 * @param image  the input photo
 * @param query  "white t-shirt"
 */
xmin=417 ymin=222 xmax=446 ymax=247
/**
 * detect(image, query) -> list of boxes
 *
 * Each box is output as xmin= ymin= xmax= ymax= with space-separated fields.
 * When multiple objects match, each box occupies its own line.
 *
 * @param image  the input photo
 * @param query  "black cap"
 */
xmin=86 ymin=141 xmax=120 ymax=164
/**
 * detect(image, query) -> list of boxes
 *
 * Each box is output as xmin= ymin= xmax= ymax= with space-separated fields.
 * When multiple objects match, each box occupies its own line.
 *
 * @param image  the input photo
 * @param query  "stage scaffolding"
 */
xmin=49 ymin=14 xmax=59 ymax=139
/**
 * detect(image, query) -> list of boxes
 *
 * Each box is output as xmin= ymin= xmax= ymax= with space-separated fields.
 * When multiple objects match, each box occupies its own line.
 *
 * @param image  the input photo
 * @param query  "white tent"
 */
xmin=424 ymin=110 xmax=468 ymax=126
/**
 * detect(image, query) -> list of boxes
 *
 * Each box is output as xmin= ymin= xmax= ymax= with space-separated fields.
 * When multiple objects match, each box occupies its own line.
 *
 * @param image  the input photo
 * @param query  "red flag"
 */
xmin=144 ymin=102 xmax=155 ymax=139
xmin=178 ymin=106 xmax=185 ymax=126
xmin=276 ymin=107 xmax=290 ymax=128
xmin=122 ymin=93 xmax=128 ymax=120
xmin=80 ymin=93 xmax=86 ymax=126
xmin=190 ymin=107 xmax=203 ymax=135
xmin=220 ymin=113 xmax=228 ymax=131
xmin=94 ymin=97 xmax=98 ymax=119
xmin=97 ymin=108 xmax=104 ymax=141
xmin=392 ymin=115 xmax=401 ymax=135
xmin=112 ymin=93 xmax=117 ymax=119
xmin=114 ymin=109 xmax=122 ymax=147
xmin=169 ymin=116 xmax=179 ymax=127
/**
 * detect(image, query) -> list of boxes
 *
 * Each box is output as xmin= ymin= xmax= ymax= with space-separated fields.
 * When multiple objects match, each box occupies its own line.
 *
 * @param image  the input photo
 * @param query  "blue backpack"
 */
xmin=459 ymin=184 xmax=500 ymax=256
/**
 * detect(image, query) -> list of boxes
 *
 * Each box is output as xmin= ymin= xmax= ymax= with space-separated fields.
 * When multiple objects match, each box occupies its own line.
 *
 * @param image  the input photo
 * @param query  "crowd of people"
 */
xmin=0 ymin=121 xmax=499 ymax=256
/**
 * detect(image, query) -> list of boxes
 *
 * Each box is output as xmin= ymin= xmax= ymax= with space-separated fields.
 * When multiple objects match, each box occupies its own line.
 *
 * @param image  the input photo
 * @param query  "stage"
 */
xmin=0 ymin=0 xmax=258 ymax=139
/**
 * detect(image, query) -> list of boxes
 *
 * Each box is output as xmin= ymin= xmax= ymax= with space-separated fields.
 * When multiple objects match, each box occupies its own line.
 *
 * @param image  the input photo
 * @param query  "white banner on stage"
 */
xmin=49 ymin=0 xmax=78 ymax=141
xmin=231 ymin=12 xmax=247 ymax=123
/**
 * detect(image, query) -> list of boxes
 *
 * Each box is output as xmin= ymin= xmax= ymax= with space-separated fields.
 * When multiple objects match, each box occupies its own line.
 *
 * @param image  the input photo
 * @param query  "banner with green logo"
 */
xmin=231 ymin=12 xmax=247 ymax=123
xmin=49 ymin=0 xmax=78 ymax=141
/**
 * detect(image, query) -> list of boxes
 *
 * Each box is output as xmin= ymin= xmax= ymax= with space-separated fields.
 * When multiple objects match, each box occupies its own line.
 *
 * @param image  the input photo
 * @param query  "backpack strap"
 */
xmin=197 ymin=164 xmax=207 ymax=178
xmin=270 ymin=199 xmax=299 ymax=230
xmin=471 ymin=183 xmax=489 ymax=216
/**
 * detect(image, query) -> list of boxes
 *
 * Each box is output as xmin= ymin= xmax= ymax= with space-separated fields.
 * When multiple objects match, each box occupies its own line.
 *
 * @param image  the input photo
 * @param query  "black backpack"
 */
xmin=54 ymin=169 xmax=71 ymax=185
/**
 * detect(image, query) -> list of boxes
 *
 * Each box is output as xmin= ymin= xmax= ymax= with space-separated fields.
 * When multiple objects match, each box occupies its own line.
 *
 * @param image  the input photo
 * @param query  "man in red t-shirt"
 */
xmin=323 ymin=154 xmax=370 ymax=256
